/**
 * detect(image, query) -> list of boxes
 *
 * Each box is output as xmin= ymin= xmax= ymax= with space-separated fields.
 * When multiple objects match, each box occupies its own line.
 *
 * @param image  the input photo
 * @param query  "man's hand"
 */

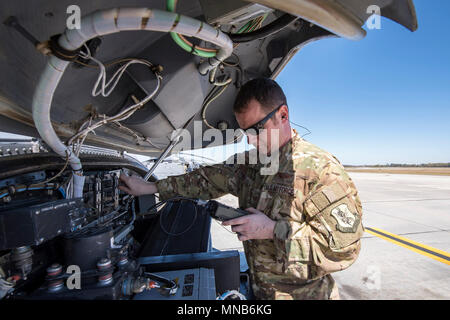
xmin=222 ymin=208 xmax=276 ymax=241
xmin=119 ymin=173 xmax=158 ymax=196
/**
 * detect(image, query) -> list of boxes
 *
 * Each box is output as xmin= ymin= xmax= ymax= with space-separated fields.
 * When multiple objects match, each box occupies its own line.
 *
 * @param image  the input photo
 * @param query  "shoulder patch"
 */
xmin=330 ymin=204 xmax=360 ymax=233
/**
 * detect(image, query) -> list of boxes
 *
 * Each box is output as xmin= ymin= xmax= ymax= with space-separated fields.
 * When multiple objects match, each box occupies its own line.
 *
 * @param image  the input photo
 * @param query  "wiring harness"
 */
xmin=65 ymin=45 xmax=163 ymax=157
xmin=166 ymin=0 xmax=268 ymax=58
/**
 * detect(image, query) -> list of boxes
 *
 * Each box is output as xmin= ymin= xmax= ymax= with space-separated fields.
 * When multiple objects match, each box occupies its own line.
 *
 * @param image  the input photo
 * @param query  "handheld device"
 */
xmin=205 ymin=200 xmax=248 ymax=222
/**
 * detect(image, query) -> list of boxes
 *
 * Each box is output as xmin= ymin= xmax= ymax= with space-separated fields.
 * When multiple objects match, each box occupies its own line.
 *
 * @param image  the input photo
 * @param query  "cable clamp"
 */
xmin=150 ymin=64 xmax=164 ymax=75
xmin=48 ymin=34 xmax=82 ymax=61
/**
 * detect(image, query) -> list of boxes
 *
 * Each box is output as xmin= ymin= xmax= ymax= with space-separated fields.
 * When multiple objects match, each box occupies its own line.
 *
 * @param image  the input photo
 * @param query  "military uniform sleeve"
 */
xmin=155 ymin=161 xmax=242 ymax=201
xmin=272 ymin=161 xmax=364 ymax=277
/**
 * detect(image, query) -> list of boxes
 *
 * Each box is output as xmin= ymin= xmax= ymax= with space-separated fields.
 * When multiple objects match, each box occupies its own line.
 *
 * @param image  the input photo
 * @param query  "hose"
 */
xmin=228 ymin=14 xmax=299 ymax=43
xmin=32 ymin=56 xmax=85 ymax=198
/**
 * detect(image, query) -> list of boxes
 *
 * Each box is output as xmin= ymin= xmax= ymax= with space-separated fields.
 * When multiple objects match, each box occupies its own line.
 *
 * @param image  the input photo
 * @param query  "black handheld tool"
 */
xmin=205 ymin=200 xmax=248 ymax=222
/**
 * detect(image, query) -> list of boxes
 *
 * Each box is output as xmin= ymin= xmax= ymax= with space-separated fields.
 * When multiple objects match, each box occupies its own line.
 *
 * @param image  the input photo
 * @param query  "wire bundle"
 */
xmin=66 ymin=46 xmax=163 ymax=155
xmin=167 ymin=0 xmax=268 ymax=57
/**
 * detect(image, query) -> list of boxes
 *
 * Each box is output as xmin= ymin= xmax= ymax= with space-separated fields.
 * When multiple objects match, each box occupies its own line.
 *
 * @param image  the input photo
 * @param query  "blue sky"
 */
xmin=157 ymin=0 xmax=450 ymax=166
xmin=276 ymin=0 xmax=450 ymax=165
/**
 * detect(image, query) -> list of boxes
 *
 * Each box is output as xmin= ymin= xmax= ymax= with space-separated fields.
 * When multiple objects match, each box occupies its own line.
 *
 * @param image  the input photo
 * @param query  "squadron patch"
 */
xmin=330 ymin=204 xmax=360 ymax=233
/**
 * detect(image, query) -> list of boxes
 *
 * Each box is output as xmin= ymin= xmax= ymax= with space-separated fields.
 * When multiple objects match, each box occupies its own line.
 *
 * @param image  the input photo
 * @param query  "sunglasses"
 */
xmin=242 ymin=104 xmax=284 ymax=135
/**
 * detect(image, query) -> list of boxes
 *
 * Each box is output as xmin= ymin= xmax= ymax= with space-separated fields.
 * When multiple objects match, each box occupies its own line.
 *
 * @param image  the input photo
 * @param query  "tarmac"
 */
xmin=210 ymin=172 xmax=450 ymax=300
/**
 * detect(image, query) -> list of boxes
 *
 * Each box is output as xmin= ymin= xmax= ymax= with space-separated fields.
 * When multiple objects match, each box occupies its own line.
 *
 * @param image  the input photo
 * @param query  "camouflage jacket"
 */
xmin=155 ymin=130 xmax=364 ymax=300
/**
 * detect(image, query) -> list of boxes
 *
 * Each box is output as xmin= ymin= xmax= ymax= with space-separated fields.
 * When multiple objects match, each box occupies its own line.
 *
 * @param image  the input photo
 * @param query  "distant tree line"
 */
xmin=345 ymin=163 xmax=450 ymax=168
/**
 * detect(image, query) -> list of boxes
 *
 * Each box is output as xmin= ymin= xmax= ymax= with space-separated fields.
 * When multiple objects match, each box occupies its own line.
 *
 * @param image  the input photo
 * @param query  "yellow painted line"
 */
xmin=365 ymin=227 xmax=450 ymax=266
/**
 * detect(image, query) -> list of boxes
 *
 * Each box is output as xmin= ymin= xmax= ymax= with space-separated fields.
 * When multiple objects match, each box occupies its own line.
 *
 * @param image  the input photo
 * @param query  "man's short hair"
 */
xmin=233 ymin=78 xmax=287 ymax=113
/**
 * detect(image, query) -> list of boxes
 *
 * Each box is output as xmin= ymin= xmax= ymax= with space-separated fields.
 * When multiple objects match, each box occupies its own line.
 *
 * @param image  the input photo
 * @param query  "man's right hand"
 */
xmin=119 ymin=173 xmax=158 ymax=196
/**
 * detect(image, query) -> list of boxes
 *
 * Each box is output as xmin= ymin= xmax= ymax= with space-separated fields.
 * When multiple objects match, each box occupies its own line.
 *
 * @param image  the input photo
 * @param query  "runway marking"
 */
xmin=365 ymin=227 xmax=450 ymax=266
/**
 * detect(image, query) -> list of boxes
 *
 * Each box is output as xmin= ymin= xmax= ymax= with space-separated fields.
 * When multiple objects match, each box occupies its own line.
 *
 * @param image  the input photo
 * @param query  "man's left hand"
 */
xmin=222 ymin=208 xmax=276 ymax=241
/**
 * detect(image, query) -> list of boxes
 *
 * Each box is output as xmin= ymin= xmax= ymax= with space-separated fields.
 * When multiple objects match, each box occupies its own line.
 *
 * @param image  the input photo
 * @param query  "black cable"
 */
xmin=143 ymin=272 xmax=178 ymax=294
xmin=228 ymin=14 xmax=299 ymax=43
xmin=144 ymin=196 xmax=200 ymax=236
xmin=290 ymin=120 xmax=312 ymax=138
xmin=159 ymin=198 xmax=198 ymax=237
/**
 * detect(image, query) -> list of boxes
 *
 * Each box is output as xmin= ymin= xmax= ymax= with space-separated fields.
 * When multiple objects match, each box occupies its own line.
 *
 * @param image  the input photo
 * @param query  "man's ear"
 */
xmin=280 ymin=105 xmax=289 ymax=122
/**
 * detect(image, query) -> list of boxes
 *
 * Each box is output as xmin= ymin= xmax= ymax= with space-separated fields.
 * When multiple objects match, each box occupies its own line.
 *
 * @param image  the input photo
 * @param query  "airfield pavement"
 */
xmin=210 ymin=172 xmax=450 ymax=300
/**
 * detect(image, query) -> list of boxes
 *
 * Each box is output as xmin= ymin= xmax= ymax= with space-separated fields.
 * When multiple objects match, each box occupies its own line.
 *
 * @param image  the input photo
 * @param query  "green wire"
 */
xmin=237 ymin=21 xmax=253 ymax=34
xmin=247 ymin=13 xmax=268 ymax=33
xmin=166 ymin=0 xmax=175 ymax=12
xmin=167 ymin=0 xmax=217 ymax=58
xmin=166 ymin=0 xmax=267 ymax=57
xmin=261 ymin=13 xmax=269 ymax=23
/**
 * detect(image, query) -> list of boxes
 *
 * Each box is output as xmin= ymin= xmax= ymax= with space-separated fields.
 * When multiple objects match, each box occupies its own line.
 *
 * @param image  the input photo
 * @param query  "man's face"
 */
xmin=234 ymin=99 xmax=281 ymax=155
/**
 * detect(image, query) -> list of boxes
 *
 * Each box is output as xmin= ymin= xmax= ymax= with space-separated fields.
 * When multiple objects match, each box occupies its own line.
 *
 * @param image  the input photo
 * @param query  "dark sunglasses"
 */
xmin=242 ymin=104 xmax=284 ymax=135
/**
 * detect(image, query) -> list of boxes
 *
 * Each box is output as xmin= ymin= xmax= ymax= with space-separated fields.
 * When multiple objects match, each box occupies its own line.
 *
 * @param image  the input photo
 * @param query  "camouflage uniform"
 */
xmin=156 ymin=130 xmax=364 ymax=300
